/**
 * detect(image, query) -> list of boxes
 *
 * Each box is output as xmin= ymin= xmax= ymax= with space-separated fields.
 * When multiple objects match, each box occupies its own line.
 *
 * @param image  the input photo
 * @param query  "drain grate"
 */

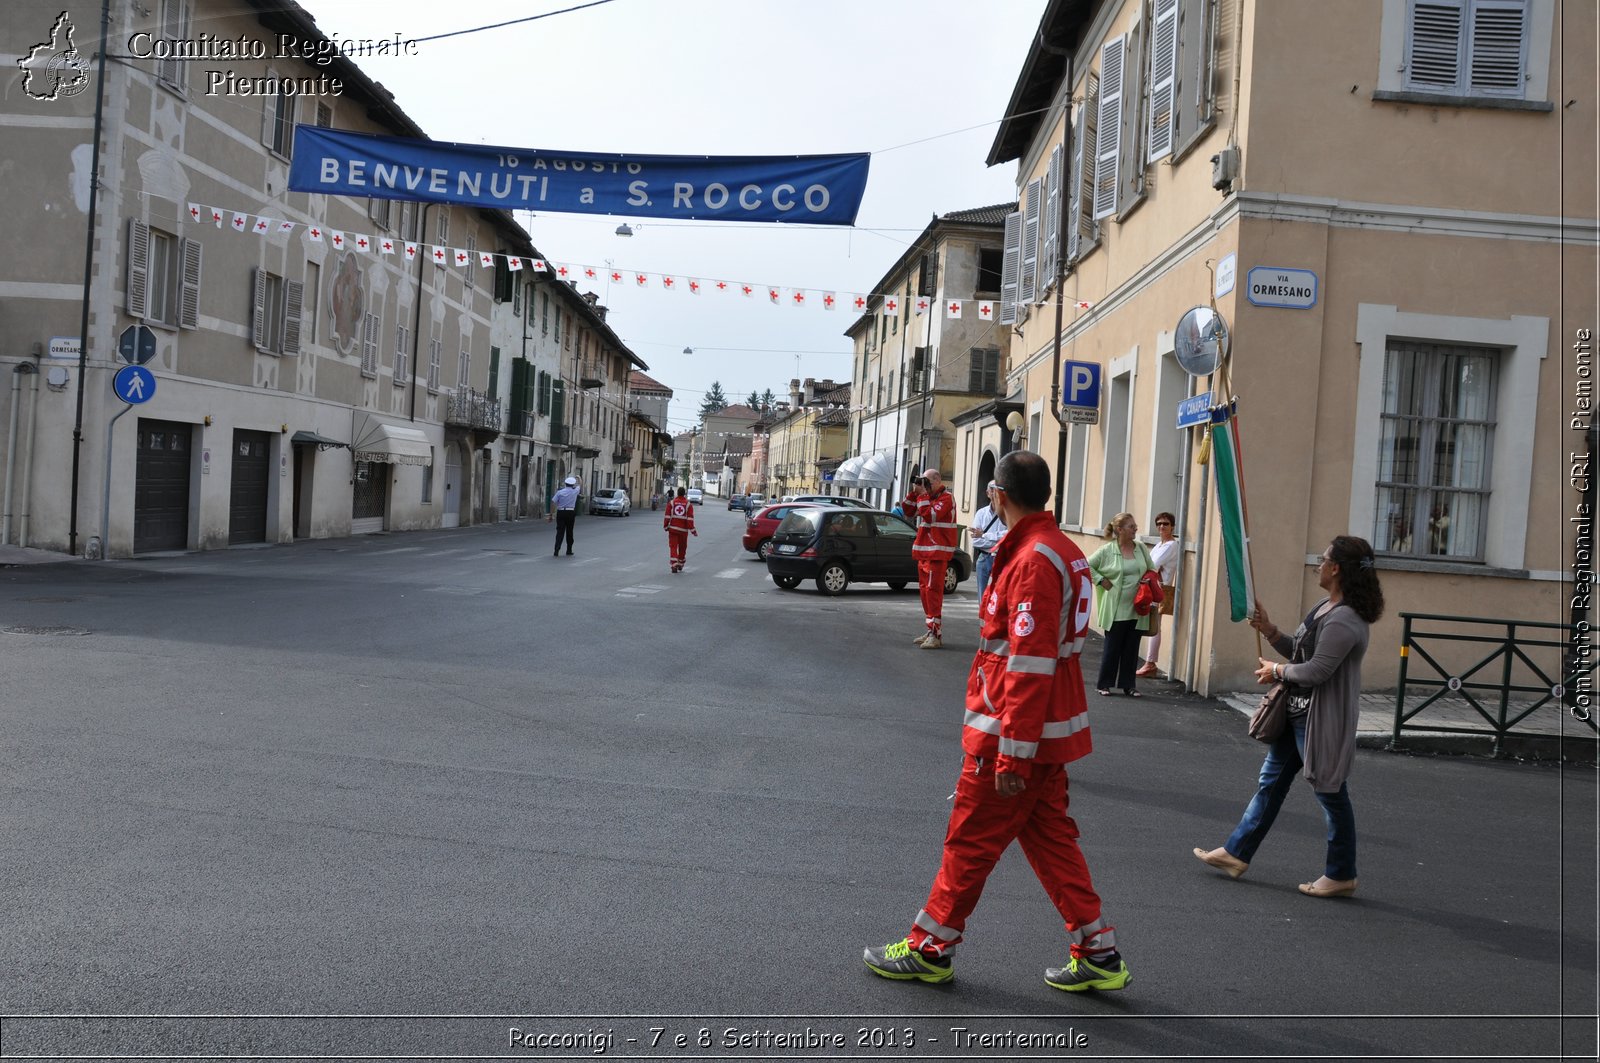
xmin=4 ymin=625 xmax=92 ymax=636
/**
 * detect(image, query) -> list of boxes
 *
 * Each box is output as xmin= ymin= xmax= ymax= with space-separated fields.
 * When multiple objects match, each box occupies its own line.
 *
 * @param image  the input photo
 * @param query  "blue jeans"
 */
xmin=975 ymin=550 xmax=994 ymax=600
xmin=1224 ymin=714 xmax=1357 ymax=880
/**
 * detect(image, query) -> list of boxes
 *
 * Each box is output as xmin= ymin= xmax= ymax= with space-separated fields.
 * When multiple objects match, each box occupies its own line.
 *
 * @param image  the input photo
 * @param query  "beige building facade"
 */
xmin=985 ymin=0 xmax=1592 ymax=692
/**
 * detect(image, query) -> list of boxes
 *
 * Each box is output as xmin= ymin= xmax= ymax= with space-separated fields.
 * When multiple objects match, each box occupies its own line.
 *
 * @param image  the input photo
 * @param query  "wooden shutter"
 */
xmin=465 ymin=234 xmax=476 ymax=289
xmin=395 ymin=325 xmax=409 ymax=380
xmin=1407 ymin=0 xmax=1466 ymax=90
xmin=1469 ymin=0 xmax=1526 ymax=95
xmin=281 ymin=280 xmax=303 ymax=355
xmin=1148 ymin=0 xmax=1179 ymax=161
xmin=157 ymin=0 xmax=187 ymax=86
xmin=126 ymin=219 xmax=150 ymax=320
xmin=178 ymin=237 xmax=202 ymax=330
xmin=1174 ymin=0 xmax=1215 ymax=143
xmin=428 ymin=337 xmax=441 ymax=390
xmin=1042 ymin=144 xmax=1062 ymax=293
xmin=1094 ymin=35 xmax=1125 ymax=220
xmin=999 ymin=210 xmax=1022 ymax=325
xmin=250 ymin=268 xmax=267 ymax=349
xmin=488 ymin=346 xmax=501 ymax=395
xmin=1020 ymin=178 xmax=1041 ymax=305
xmin=363 ymin=314 xmax=379 ymax=374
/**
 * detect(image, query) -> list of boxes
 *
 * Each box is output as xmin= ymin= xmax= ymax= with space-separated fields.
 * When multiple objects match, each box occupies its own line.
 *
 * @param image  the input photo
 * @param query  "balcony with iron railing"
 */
xmin=613 ymin=441 xmax=635 ymax=465
xmin=506 ymin=410 xmax=535 ymax=438
xmin=549 ymin=423 xmax=571 ymax=447
xmin=446 ymin=388 xmax=503 ymax=438
xmin=578 ymin=361 xmax=605 ymax=389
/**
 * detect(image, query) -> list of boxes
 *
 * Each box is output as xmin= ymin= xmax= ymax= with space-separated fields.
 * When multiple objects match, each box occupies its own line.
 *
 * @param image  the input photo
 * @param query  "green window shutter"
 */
xmin=488 ymin=346 xmax=501 ymax=396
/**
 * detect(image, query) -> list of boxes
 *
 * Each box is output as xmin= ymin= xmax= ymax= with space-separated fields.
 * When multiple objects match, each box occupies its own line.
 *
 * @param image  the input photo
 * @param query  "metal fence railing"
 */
xmin=1393 ymin=612 xmax=1598 ymax=756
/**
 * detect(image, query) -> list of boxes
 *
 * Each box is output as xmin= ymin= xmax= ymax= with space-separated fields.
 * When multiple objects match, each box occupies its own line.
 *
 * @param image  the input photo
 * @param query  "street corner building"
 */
xmin=0 ymin=0 xmax=649 ymax=558
xmin=936 ymin=0 xmax=1592 ymax=692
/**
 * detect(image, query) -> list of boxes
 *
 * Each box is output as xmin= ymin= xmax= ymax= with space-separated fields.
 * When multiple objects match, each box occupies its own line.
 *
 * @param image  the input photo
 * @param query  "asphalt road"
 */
xmin=2 ymin=505 xmax=1595 ymax=1061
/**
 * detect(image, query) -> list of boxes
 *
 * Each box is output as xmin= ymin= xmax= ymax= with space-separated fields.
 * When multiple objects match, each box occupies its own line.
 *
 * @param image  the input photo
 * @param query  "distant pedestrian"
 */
xmin=902 ymin=468 xmax=957 ymax=649
xmin=552 ymin=476 xmax=580 ymax=556
xmin=863 ymin=450 xmax=1131 ymax=994
xmin=1138 ymin=513 xmax=1180 ymax=678
xmin=1087 ymin=513 xmax=1154 ymax=696
xmin=663 ymin=486 xmax=697 ymax=573
xmin=1193 ymin=536 xmax=1384 ymax=899
xmin=970 ymin=480 xmax=1007 ymax=602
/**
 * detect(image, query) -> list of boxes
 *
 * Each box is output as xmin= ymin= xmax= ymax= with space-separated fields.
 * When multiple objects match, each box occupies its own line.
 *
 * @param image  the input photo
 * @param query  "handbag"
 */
xmin=1248 ymin=681 xmax=1290 ymax=743
xmin=1133 ymin=570 xmax=1164 ymax=616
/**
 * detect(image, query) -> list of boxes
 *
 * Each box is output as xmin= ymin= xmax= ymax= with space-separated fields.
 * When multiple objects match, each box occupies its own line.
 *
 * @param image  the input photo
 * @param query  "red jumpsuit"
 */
xmin=902 ymin=486 xmax=958 ymax=640
xmin=663 ymin=496 xmax=696 ymax=572
xmin=906 ymin=511 xmax=1119 ymax=962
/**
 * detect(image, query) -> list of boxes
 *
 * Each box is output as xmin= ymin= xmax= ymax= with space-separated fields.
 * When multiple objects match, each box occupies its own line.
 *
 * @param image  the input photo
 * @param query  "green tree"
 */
xmin=745 ymin=391 xmax=761 ymax=408
xmin=759 ymin=387 xmax=777 ymax=409
xmin=699 ymin=381 xmax=729 ymax=419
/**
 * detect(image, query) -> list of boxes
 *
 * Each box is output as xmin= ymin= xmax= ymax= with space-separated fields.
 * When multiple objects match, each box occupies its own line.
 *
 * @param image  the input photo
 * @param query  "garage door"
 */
xmin=134 ymin=419 xmax=192 ymax=553
xmin=497 ymin=464 xmax=512 ymax=521
xmin=228 ymin=429 xmax=271 ymax=544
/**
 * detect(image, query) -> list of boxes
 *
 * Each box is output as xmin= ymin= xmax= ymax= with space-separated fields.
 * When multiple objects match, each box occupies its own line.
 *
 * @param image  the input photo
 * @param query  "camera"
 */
xmin=915 ymin=477 xmax=929 ymax=488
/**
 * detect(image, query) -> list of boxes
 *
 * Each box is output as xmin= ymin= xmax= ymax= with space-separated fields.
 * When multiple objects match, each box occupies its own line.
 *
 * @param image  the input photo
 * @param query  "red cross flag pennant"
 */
xmin=432 ymin=246 xmax=448 ymax=263
xmin=584 ymin=266 xmax=598 ymax=280
xmin=355 ymin=235 xmax=371 ymax=251
xmin=715 ymin=281 xmax=729 ymax=292
xmin=945 ymin=300 xmax=962 ymax=319
xmin=330 ymin=231 xmax=346 ymax=249
xmin=306 ymin=226 xmax=324 ymax=243
xmin=532 ymin=260 xmax=548 ymax=272
xmin=915 ymin=296 xmax=930 ymax=315
xmin=404 ymin=243 xmax=419 ymax=261
xmin=791 ymin=290 xmax=806 ymax=307
xmin=454 ymin=249 xmax=471 ymax=266
xmin=852 ymin=295 xmax=867 ymax=311
xmin=823 ymin=292 xmax=836 ymax=310
xmin=276 ymin=220 xmax=295 ymax=235
xmin=610 ymin=269 xmax=623 ymax=283
xmin=1076 ymin=300 xmax=1093 ymax=309
xmin=188 ymin=203 xmax=203 ymax=222
xmin=741 ymin=284 xmax=754 ymax=297
xmin=210 ymin=209 xmax=224 ymax=228
xmin=252 ymin=217 xmax=271 ymax=235
xmin=883 ymin=297 xmax=899 ymax=316
xmin=688 ymin=279 xmax=701 ymax=294
xmin=380 ymin=239 xmax=395 ymax=255
xmin=977 ymin=300 xmax=994 ymax=319
xmin=479 ymin=251 xmax=495 ymax=269
xmin=507 ymin=256 xmax=523 ymax=272
xmin=635 ymin=273 xmax=648 ymax=287
xmin=231 ymin=212 xmax=249 ymax=232
xmin=556 ymin=264 xmax=570 ymax=278
xmin=767 ymin=287 xmax=780 ymax=304
xmin=662 ymin=276 xmax=676 ymax=289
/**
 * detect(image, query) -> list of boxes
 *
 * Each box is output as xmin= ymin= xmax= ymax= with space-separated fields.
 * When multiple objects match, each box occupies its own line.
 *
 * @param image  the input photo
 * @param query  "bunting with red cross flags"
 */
xmin=946 ymin=299 xmax=962 ymax=319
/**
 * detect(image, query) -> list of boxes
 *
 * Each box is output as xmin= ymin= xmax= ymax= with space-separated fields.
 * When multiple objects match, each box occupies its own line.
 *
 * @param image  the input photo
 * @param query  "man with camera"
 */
xmin=903 ymin=467 xmax=958 ymax=649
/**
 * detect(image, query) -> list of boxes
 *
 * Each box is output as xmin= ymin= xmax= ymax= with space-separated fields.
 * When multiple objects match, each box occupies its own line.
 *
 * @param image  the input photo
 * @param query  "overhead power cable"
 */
xmin=408 ymin=0 xmax=620 ymax=46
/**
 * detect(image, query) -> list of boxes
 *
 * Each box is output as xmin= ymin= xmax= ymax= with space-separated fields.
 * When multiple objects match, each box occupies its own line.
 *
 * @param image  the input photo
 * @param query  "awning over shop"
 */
xmin=351 ymin=421 xmax=433 ymax=466
xmin=290 ymin=430 xmax=349 ymax=451
xmin=831 ymin=454 xmax=865 ymax=487
xmin=855 ymin=452 xmax=896 ymax=489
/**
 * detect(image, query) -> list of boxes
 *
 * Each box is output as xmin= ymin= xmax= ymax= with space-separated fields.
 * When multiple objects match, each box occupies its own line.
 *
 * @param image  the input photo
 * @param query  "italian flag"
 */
xmin=1210 ymin=401 xmax=1254 ymax=623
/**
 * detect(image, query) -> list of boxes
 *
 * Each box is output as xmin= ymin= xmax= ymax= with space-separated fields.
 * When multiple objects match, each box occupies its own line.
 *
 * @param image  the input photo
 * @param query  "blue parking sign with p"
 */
xmin=1063 ymin=360 xmax=1101 ymax=409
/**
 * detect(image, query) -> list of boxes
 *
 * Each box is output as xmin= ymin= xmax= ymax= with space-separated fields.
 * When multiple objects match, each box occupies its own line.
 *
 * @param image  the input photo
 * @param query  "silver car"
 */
xmin=588 ymin=487 xmax=630 ymax=517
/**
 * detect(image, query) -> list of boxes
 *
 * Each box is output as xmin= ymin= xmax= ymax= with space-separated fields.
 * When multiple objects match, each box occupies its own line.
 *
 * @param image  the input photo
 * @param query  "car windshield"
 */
xmin=775 ymin=509 xmax=822 ymax=536
xmin=596 ymin=489 xmax=620 ymax=499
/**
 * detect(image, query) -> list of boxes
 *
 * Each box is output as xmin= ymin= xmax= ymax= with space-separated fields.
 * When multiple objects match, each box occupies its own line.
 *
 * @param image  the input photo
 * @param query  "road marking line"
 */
xmin=715 ymin=568 xmax=745 ymax=579
xmin=372 ymin=546 xmax=424 ymax=554
xmin=617 ymin=584 xmax=667 ymax=596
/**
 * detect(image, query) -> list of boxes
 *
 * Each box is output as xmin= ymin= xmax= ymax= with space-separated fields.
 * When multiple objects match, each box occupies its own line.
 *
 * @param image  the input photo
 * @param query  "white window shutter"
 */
xmin=999 ymin=211 xmax=1022 ymax=325
xmin=1065 ymin=112 xmax=1082 ymax=263
xmin=1042 ymin=144 xmax=1062 ymax=290
xmin=1094 ymin=35 xmax=1125 ymax=220
xmin=1148 ymin=0 xmax=1179 ymax=161
xmin=281 ymin=280 xmax=303 ymax=355
xmin=1077 ymin=72 xmax=1100 ymax=247
xmin=260 ymin=72 xmax=276 ymax=149
xmin=1020 ymin=178 xmax=1041 ymax=305
xmin=126 ymin=219 xmax=150 ymax=320
xmin=1468 ymin=0 xmax=1527 ymax=95
xmin=250 ymin=268 xmax=267 ymax=350
xmin=178 ymin=237 xmax=201 ymax=330
xmin=1407 ymin=0 xmax=1466 ymax=90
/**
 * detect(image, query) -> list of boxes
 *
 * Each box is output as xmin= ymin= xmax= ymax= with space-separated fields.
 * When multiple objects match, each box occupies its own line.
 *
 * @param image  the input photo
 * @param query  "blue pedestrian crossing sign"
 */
xmin=112 ymin=364 xmax=156 ymax=405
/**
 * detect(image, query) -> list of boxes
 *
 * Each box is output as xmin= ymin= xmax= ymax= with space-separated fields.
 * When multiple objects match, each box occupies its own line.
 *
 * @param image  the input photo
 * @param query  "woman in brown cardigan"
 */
xmin=1193 ymin=536 xmax=1385 ymax=898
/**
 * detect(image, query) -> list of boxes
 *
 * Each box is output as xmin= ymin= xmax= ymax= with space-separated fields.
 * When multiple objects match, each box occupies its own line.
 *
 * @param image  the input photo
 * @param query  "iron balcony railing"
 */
xmin=446 ymin=388 xmax=502 ymax=433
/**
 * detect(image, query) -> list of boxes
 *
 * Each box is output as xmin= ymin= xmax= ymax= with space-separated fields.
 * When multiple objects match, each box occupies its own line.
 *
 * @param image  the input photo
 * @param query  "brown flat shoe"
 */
xmin=1192 ymin=847 xmax=1248 ymax=879
xmin=1298 ymin=877 xmax=1358 ymax=898
xmin=1136 ymin=662 xmax=1158 ymax=677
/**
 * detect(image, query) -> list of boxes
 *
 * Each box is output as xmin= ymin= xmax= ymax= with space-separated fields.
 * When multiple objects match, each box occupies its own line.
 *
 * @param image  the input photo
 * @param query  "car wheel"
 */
xmin=887 ymin=580 xmax=908 ymax=591
xmin=817 ymin=561 xmax=850 ymax=596
xmin=756 ymin=538 xmax=774 ymax=560
xmin=944 ymin=566 xmax=960 ymax=595
xmin=773 ymin=573 xmax=801 ymax=590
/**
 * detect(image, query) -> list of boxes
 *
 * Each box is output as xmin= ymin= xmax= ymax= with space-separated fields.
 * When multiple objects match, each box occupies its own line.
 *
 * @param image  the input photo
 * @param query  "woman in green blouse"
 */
xmin=1087 ymin=512 xmax=1154 ymax=697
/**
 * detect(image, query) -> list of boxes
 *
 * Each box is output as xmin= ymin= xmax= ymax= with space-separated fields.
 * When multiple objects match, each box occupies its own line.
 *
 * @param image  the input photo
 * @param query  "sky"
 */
xmin=308 ymin=0 xmax=1048 ymax=436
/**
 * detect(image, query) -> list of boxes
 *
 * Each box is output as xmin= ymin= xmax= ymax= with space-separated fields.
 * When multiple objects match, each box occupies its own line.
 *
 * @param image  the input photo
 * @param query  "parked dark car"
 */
xmin=742 ymin=501 xmax=822 ymax=560
xmin=764 ymin=506 xmax=970 ymax=595
xmin=788 ymin=494 xmax=872 ymax=508
xmin=727 ymin=494 xmax=749 ymax=511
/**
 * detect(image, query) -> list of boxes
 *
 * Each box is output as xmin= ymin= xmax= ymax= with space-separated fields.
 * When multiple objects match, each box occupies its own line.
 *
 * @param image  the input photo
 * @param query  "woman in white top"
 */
xmin=1139 ymin=512 xmax=1180 ymax=677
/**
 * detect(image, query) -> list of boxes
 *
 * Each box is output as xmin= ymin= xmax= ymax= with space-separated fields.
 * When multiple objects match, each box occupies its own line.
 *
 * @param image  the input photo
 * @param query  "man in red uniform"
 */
xmin=864 ymin=450 xmax=1131 ymax=993
xmin=663 ymin=486 xmax=697 ymax=573
xmin=902 ymin=468 xmax=958 ymax=649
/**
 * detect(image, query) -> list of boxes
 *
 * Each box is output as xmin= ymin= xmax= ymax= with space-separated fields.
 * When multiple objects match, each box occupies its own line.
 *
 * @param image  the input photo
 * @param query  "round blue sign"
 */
xmin=112 ymin=364 xmax=156 ymax=404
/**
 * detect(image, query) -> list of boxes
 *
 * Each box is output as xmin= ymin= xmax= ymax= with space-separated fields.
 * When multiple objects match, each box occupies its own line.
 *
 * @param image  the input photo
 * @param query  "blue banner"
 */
xmin=288 ymin=126 xmax=870 ymax=226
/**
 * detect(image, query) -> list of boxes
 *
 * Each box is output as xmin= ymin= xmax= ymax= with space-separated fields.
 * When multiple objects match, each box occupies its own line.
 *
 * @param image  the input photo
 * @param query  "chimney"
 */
xmin=789 ymin=378 xmax=802 ymax=408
